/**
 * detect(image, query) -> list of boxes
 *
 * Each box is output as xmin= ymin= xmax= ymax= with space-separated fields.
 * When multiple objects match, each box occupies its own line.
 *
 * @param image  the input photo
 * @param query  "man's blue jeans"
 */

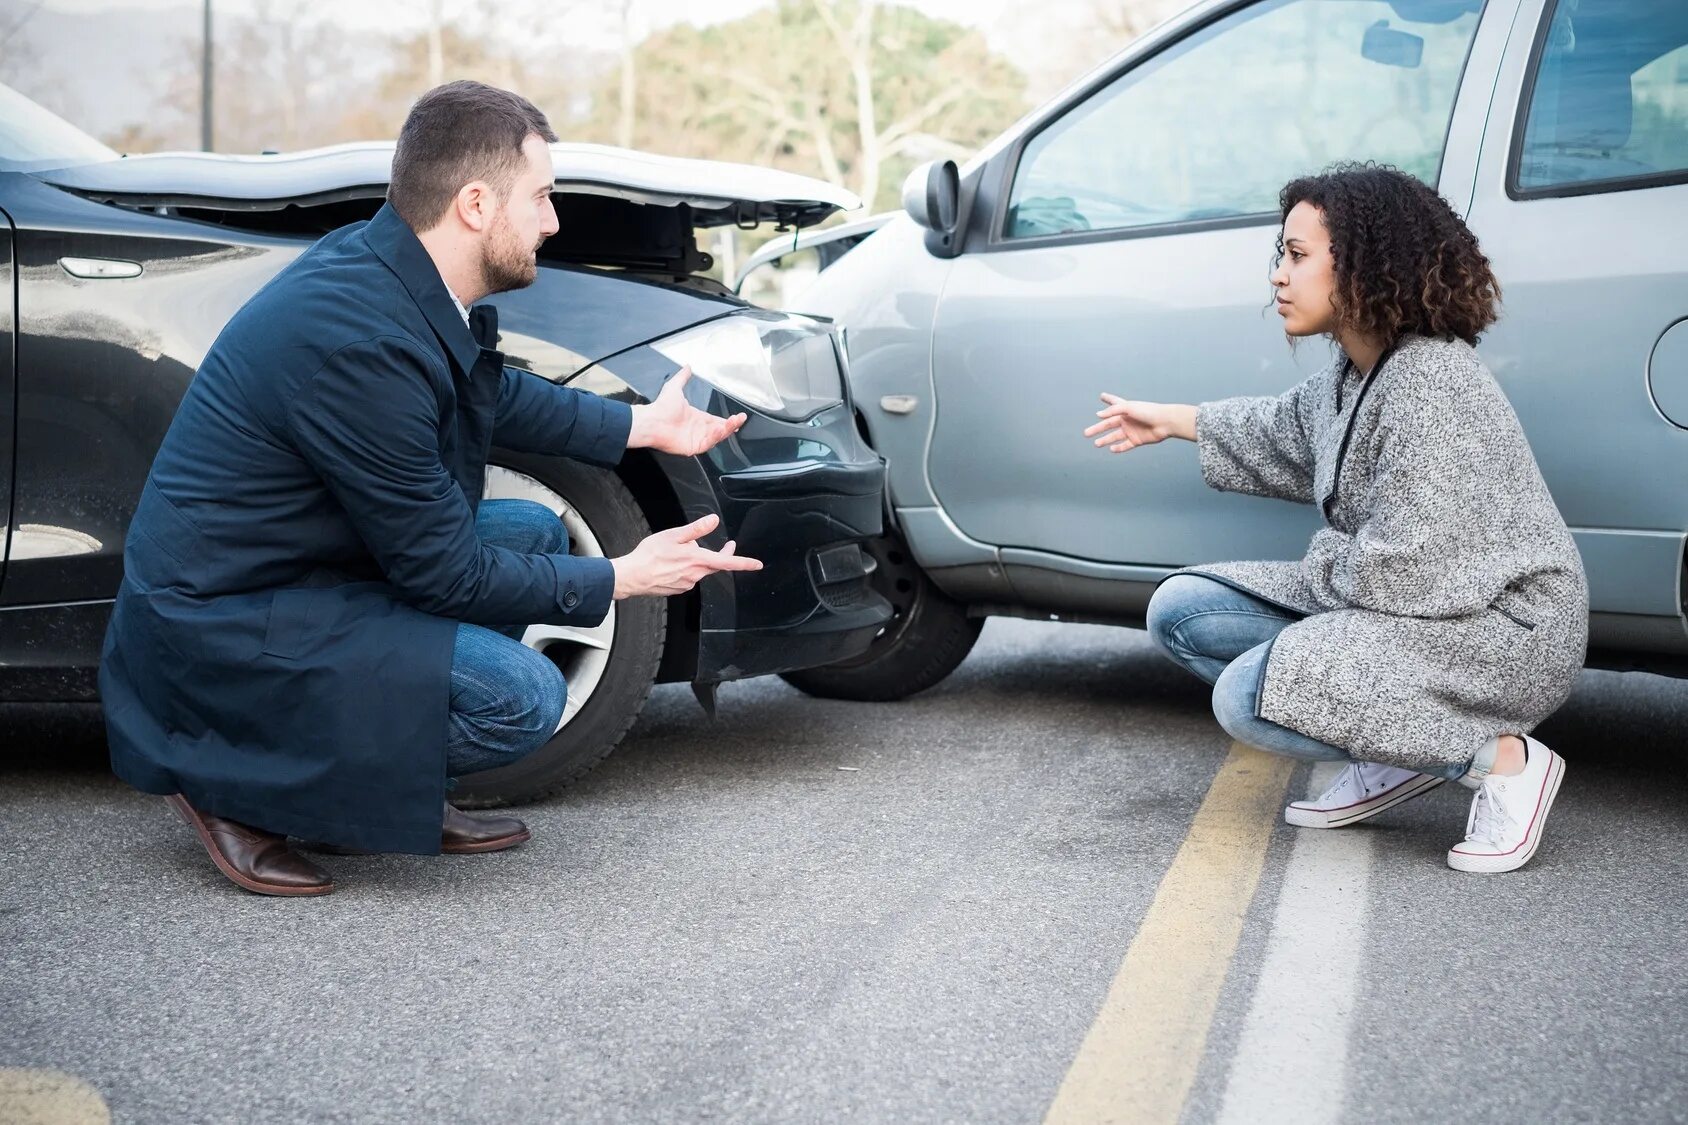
xmin=1146 ymin=573 xmax=1483 ymax=782
xmin=447 ymin=499 xmax=569 ymax=777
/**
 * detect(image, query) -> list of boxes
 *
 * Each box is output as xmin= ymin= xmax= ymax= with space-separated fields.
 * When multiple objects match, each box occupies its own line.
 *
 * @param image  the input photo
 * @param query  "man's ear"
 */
xmin=454 ymin=181 xmax=493 ymax=233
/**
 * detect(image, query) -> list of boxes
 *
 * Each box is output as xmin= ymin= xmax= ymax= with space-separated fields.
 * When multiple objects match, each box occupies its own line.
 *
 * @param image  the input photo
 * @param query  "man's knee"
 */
xmin=514 ymin=500 xmax=567 ymax=556
xmin=506 ymin=651 xmax=566 ymax=747
xmin=484 ymin=498 xmax=567 ymax=555
xmin=450 ymin=638 xmax=566 ymax=767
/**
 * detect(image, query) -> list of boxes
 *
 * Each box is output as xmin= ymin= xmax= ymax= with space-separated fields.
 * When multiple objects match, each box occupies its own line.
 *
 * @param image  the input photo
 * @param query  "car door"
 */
xmin=1 ymin=188 xmax=290 ymax=609
xmin=926 ymin=0 xmax=1507 ymax=570
xmin=0 ymin=200 xmax=13 ymax=596
xmin=1458 ymin=0 xmax=1688 ymax=654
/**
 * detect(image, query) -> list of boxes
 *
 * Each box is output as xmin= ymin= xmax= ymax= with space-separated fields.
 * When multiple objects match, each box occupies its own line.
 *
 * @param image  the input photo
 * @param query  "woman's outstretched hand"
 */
xmin=1084 ymin=394 xmax=1198 ymax=452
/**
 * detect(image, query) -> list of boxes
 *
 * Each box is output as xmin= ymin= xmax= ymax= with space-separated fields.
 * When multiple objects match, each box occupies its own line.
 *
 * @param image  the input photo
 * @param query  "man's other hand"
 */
xmin=626 ymin=366 xmax=748 ymax=457
xmin=611 ymin=513 xmax=763 ymax=599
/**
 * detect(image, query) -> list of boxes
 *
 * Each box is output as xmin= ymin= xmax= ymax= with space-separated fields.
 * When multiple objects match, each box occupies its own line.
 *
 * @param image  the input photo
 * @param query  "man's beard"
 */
xmin=479 ymin=216 xmax=540 ymax=295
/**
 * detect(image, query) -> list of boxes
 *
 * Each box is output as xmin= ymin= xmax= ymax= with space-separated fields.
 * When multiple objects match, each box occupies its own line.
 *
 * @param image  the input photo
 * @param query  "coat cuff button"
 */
xmin=563 ymin=591 xmax=580 ymax=609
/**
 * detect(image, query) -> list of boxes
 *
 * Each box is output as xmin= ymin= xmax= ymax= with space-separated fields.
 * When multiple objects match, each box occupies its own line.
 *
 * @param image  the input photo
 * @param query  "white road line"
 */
xmin=1215 ymin=763 xmax=1376 ymax=1125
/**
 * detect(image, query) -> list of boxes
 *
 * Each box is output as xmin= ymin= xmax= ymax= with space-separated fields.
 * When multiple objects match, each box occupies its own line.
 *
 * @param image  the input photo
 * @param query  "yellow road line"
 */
xmin=0 ymin=1068 xmax=111 ymax=1125
xmin=1045 ymin=742 xmax=1295 ymax=1125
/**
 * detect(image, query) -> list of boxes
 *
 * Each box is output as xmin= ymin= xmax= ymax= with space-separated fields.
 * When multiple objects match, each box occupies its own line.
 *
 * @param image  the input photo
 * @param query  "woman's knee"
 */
xmin=1210 ymin=650 xmax=1263 ymax=741
xmin=1147 ymin=574 xmax=1226 ymax=652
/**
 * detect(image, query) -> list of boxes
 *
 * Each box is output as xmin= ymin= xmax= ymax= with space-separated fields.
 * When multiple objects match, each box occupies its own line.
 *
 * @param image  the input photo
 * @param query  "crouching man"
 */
xmin=99 ymin=81 xmax=760 ymax=896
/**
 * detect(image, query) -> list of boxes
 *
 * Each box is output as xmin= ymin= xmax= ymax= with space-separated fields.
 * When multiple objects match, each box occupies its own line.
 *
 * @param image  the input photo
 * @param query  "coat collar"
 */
xmin=363 ymin=203 xmax=491 ymax=373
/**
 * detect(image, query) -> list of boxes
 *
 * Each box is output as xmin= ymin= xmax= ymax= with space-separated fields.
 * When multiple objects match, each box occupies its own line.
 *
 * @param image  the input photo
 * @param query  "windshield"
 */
xmin=0 ymin=84 xmax=119 ymax=173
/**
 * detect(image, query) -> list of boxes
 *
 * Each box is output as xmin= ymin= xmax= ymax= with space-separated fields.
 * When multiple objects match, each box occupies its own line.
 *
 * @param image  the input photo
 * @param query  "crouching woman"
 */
xmin=1088 ymin=164 xmax=1587 ymax=873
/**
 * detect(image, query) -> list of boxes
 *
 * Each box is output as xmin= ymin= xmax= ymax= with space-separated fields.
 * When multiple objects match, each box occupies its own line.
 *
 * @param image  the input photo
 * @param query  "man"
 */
xmin=99 ymin=81 xmax=760 ymax=897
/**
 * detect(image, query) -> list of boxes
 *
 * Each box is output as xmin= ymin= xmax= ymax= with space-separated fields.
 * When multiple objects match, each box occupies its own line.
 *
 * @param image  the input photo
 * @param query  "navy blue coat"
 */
xmin=100 ymin=203 xmax=632 ymax=853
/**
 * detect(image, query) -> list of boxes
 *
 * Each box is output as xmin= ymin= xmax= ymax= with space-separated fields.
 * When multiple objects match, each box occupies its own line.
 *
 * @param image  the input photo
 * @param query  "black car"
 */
xmin=0 ymin=85 xmax=892 ymax=803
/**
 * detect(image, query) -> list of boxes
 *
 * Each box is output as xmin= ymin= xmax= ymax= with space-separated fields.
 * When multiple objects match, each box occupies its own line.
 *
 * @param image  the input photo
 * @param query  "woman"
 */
xmin=1086 ymin=164 xmax=1587 ymax=873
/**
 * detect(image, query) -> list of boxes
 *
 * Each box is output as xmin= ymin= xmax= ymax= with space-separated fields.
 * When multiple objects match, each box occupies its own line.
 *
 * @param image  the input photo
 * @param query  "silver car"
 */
xmin=781 ymin=0 xmax=1688 ymax=701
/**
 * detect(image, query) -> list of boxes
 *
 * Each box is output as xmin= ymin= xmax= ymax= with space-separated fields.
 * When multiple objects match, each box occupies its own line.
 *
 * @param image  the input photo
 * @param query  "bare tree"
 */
xmin=657 ymin=1 xmax=1022 ymax=211
xmin=0 ymin=0 xmax=44 ymax=87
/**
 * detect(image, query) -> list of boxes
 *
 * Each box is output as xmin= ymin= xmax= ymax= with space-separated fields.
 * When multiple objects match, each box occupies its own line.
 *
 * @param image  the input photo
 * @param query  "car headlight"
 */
xmin=651 ymin=311 xmax=843 ymax=422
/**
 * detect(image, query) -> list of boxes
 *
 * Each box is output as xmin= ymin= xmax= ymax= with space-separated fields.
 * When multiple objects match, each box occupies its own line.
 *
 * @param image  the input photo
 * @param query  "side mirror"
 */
xmin=901 ymin=160 xmax=960 ymax=237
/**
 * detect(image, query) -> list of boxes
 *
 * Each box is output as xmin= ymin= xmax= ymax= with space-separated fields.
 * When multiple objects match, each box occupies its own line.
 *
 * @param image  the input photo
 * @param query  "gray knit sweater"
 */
xmin=1184 ymin=334 xmax=1588 ymax=770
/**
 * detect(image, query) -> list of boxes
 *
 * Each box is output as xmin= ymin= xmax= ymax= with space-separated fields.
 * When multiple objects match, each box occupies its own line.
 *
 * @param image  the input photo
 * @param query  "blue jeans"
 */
xmin=1146 ymin=574 xmax=1484 ymax=782
xmin=447 ymin=499 xmax=569 ymax=778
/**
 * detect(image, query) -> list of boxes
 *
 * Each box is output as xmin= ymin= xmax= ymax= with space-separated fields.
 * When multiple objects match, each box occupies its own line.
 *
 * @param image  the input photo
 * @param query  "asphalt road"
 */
xmin=2 ymin=618 xmax=1685 ymax=1124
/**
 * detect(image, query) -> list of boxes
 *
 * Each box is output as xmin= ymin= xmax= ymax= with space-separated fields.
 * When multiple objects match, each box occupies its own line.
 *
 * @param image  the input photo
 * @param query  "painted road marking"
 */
xmin=1216 ymin=762 xmax=1374 ymax=1124
xmin=1044 ymin=742 xmax=1295 ymax=1125
xmin=0 ymin=1068 xmax=111 ymax=1125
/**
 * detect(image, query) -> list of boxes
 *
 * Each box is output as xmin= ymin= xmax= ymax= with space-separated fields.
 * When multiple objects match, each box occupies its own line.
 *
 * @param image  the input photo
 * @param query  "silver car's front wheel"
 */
xmin=452 ymin=459 xmax=666 ymax=808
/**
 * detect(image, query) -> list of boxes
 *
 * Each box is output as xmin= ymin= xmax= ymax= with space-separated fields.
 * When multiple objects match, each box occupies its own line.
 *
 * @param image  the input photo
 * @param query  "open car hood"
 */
xmin=36 ymin=141 xmax=859 ymax=229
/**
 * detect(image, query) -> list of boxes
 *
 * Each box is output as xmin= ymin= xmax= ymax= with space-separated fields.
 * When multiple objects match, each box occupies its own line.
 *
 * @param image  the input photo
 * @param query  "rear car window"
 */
xmin=1513 ymin=0 xmax=1688 ymax=196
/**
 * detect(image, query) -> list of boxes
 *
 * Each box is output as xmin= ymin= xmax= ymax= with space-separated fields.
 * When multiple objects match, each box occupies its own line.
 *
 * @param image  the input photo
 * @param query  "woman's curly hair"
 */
xmin=1275 ymin=163 xmax=1501 ymax=347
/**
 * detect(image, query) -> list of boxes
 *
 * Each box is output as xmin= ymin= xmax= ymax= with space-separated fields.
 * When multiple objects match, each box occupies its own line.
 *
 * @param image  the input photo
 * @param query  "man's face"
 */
xmin=480 ymin=133 xmax=559 ymax=295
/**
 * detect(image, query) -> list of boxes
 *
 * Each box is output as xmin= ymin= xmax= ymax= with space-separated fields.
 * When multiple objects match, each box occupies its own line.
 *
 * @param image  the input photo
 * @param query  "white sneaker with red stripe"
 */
xmin=1283 ymin=761 xmax=1445 ymax=828
xmin=1447 ymin=736 xmax=1566 ymax=873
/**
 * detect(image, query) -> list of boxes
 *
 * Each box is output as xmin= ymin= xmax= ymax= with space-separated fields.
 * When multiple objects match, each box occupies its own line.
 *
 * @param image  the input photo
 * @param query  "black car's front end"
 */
xmin=492 ymin=259 xmax=892 ymax=690
xmin=592 ymin=314 xmax=890 ymax=685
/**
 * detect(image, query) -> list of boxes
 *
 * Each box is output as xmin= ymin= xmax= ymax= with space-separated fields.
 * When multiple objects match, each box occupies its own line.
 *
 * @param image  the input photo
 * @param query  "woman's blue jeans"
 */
xmin=447 ymin=499 xmax=569 ymax=778
xmin=1146 ymin=574 xmax=1482 ymax=782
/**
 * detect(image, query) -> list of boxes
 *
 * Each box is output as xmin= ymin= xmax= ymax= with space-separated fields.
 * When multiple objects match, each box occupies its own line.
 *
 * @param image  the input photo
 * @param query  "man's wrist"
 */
xmin=625 ymin=404 xmax=651 ymax=450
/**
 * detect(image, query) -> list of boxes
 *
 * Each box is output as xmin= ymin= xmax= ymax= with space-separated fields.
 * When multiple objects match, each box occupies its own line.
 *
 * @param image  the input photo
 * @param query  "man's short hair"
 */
xmin=389 ymin=80 xmax=559 ymax=232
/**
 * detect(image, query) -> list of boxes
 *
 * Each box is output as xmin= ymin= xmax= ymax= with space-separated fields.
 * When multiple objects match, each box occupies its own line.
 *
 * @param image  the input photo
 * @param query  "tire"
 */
xmin=779 ymin=534 xmax=981 ymax=702
xmin=451 ymin=458 xmax=665 ymax=808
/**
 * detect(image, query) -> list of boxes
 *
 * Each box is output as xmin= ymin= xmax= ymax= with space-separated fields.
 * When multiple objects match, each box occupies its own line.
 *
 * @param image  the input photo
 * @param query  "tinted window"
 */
xmin=1004 ymin=0 xmax=1484 ymax=240
xmin=1515 ymin=0 xmax=1688 ymax=195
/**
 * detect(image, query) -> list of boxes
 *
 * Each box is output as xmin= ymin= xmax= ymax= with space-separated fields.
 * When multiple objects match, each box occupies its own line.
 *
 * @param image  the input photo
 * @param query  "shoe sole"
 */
xmin=165 ymin=794 xmax=335 ymax=897
xmin=442 ymin=829 xmax=532 ymax=855
xmin=1446 ymin=751 xmax=1566 ymax=874
xmin=1285 ymin=773 xmax=1446 ymax=829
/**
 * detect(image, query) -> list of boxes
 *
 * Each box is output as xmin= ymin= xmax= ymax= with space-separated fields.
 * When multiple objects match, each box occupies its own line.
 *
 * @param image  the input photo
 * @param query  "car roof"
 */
xmin=35 ymin=140 xmax=860 ymax=230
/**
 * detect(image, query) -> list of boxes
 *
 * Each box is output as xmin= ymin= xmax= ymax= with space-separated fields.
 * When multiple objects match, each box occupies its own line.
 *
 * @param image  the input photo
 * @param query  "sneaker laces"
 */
xmin=1315 ymin=762 xmax=1366 ymax=804
xmin=1465 ymin=777 xmax=1517 ymax=846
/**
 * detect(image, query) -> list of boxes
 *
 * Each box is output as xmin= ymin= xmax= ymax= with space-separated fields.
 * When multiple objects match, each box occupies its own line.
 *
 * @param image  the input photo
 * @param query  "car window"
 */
xmin=738 ymin=247 xmax=822 ymax=310
xmin=1514 ymin=0 xmax=1688 ymax=196
xmin=1003 ymin=0 xmax=1485 ymax=240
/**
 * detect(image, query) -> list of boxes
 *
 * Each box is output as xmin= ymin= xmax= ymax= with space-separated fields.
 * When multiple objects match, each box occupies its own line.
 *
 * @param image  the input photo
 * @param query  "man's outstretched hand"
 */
xmin=627 ymin=366 xmax=748 ymax=457
xmin=611 ymin=513 xmax=762 ymax=600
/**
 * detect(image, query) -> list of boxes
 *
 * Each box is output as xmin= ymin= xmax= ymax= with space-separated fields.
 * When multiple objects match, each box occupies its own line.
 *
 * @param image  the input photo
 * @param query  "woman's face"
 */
xmin=1271 ymin=201 xmax=1338 ymax=338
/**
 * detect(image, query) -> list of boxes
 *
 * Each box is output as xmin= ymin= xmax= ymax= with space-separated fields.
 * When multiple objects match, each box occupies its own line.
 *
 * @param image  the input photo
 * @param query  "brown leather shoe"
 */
xmin=441 ymin=802 xmax=530 ymax=854
xmin=165 ymin=794 xmax=334 ymax=897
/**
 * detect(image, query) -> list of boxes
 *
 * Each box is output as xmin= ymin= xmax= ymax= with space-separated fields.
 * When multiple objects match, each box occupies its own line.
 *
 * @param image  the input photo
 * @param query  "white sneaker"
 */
xmin=1447 ymin=736 xmax=1566 ymax=873
xmin=1284 ymin=761 xmax=1445 ymax=828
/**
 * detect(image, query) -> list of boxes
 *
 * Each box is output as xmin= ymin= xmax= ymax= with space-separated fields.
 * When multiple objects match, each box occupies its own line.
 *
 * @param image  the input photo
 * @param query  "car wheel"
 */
xmin=451 ymin=459 xmax=665 ymax=808
xmin=779 ymin=533 xmax=981 ymax=702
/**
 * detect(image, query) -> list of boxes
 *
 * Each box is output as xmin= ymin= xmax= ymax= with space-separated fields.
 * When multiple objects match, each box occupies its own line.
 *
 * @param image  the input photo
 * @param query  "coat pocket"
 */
xmin=262 ymin=588 xmax=332 ymax=659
